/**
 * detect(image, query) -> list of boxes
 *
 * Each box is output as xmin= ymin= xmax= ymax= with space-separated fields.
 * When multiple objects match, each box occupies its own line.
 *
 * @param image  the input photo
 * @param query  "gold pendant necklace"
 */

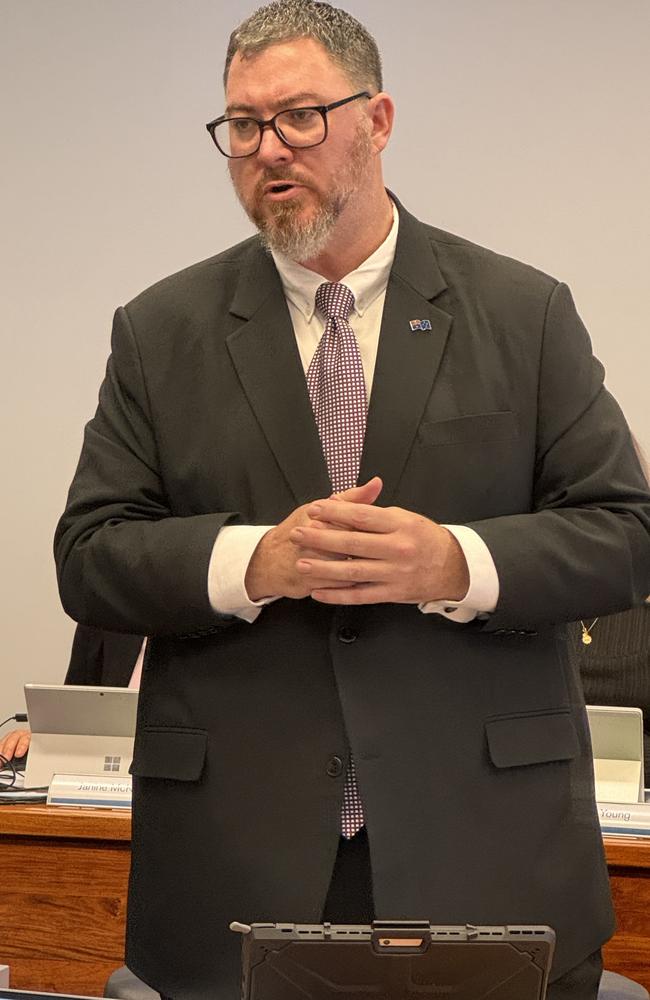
xmin=580 ymin=618 xmax=599 ymax=645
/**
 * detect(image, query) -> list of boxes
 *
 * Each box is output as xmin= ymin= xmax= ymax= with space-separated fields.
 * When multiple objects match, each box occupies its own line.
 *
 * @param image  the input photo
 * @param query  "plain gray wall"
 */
xmin=1 ymin=0 xmax=648 ymax=723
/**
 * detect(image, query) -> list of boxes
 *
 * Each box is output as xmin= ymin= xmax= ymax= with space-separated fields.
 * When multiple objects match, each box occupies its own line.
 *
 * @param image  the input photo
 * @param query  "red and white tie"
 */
xmin=306 ymin=282 xmax=367 ymax=839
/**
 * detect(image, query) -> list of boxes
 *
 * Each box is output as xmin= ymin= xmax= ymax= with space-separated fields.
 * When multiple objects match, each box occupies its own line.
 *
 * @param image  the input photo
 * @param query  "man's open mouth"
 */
xmin=264 ymin=181 xmax=304 ymax=197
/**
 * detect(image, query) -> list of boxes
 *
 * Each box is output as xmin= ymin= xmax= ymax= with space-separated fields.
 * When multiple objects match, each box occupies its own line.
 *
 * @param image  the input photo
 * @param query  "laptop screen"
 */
xmin=23 ymin=684 xmax=138 ymax=788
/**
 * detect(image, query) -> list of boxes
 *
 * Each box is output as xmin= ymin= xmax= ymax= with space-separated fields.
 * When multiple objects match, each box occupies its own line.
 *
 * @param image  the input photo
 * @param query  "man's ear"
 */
xmin=368 ymin=92 xmax=395 ymax=154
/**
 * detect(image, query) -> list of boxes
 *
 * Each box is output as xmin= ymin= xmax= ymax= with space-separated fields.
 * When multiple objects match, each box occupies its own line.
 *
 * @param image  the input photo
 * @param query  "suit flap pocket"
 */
xmin=130 ymin=727 xmax=207 ymax=781
xmin=486 ymin=712 xmax=579 ymax=768
xmin=419 ymin=411 xmax=517 ymax=446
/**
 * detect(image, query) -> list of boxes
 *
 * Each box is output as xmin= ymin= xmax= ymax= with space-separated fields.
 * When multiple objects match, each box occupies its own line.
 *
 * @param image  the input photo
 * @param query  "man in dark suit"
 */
xmin=54 ymin=2 xmax=650 ymax=998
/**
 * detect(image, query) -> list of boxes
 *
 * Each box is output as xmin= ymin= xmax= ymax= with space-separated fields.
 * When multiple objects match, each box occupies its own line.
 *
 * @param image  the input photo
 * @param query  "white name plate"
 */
xmin=598 ymin=799 xmax=650 ymax=836
xmin=47 ymin=772 xmax=132 ymax=809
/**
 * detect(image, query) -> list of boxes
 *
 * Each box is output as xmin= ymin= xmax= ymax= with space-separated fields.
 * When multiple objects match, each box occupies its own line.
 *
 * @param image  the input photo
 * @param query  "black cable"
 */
xmin=0 ymin=714 xmax=28 ymax=728
xmin=0 ymin=753 xmax=17 ymax=788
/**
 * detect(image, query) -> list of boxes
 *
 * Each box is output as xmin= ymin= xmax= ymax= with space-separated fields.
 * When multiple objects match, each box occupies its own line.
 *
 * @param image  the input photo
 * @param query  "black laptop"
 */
xmin=232 ymin=919 xmax=555 ymax=999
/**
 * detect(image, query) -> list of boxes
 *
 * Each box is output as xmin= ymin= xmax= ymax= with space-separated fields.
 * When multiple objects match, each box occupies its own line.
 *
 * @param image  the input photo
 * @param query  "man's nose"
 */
xmin=256 ymin=126 xmax=294 ymax=167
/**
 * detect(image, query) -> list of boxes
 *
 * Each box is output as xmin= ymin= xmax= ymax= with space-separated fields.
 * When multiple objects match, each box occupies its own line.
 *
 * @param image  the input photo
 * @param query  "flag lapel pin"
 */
xmin=409 ymin=318 xmax=432 ymax=332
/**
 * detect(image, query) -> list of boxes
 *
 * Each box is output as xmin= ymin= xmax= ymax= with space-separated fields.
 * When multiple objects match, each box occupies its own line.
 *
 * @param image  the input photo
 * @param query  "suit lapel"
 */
xmin=360 ymin=203 xmax=452 ymax=503
xmin=226 ymin=242 xmax=331 ymax=505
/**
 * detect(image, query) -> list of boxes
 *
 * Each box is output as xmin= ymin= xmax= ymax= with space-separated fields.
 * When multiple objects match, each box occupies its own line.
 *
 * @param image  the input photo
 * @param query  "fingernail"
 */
xmin=309 ymin=504 xmax=322 ymax=516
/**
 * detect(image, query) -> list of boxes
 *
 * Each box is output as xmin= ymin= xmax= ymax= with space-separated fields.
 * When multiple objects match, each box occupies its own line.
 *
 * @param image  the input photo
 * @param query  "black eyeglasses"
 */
xmin=205 ymin=91 xmax=370 ymax=159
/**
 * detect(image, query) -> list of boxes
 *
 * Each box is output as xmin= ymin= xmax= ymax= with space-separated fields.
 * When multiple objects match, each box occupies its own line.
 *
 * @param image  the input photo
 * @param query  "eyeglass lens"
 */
xmin=215 ymin=107 xmax=325 ymax=157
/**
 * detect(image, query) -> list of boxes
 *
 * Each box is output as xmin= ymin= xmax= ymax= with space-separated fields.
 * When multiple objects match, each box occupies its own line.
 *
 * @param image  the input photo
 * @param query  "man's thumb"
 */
xmin=334 ymin=476 xmax=383 ymax=505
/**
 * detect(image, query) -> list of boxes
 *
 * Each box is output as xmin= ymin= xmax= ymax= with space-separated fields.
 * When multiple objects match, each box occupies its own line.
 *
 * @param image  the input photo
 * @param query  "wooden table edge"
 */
xmin=0 ymin=802 xmax=131 ymax=840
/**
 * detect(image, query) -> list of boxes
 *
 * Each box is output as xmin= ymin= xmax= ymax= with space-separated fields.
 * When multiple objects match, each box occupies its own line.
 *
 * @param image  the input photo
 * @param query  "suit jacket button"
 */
xmin=338 ymin=626 xmax=358 ymax=643
xmin=326 ymin=756 xmax=344 ymax=778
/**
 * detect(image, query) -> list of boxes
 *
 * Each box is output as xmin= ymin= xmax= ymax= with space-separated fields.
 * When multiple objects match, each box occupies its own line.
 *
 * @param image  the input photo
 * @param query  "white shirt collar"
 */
xmin=271 ymin=200 xmax=399 ymax=321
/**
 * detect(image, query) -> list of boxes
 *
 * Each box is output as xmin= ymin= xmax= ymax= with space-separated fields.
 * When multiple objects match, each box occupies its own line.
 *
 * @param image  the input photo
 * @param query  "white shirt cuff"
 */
xmin=418 ymin=525 xmax=499 ymax=623
xmin=207 ymin=525 xmax=278 ymax=623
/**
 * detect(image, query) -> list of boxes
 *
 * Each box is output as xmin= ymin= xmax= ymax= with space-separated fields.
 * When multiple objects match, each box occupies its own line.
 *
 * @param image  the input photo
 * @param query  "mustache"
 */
xmin=254 ymin=171 xmax=312 ymax=198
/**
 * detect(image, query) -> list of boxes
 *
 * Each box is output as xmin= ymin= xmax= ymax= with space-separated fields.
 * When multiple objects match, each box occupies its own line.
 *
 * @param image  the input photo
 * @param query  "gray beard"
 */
xmin=254 ymin=198 xmax=343 ymax=262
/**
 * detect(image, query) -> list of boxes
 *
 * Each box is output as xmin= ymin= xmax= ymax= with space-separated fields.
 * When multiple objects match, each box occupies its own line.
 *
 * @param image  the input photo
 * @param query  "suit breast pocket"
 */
xmin=401 ymin=410 xmax=529 ymax=521
xmin=417 ymin=410 xmax=518 ymax=447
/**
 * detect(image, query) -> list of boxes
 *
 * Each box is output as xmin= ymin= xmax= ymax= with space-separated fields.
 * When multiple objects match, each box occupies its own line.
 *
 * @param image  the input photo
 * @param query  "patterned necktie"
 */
xmin=306 ymin=282 xmax=366 ymax=839
xmin=306 ymin=283 xmax=367 ymax=494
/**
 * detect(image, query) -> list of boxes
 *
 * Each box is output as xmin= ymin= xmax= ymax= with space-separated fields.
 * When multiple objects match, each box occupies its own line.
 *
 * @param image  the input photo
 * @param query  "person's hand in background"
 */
xmin=0 ymin=728 xmax=31 ymax=762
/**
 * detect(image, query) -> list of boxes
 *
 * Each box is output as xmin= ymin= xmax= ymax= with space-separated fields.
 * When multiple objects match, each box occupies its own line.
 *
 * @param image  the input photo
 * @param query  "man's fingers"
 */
xmin=297 ymin=557 xmax=389 ymax=584
xmin=296 ymin=545 xmax=344 ymax=561
xmin=291 ymin=525 xmax=389 ymax=559
xmin=308 ymin=498 xmax=398 ymax=532
xmin=302 ymin=576 xmax=362 ymax=590
xmin=333 ymin=476 xmax=383 ymax=506
xmin=294 ymin=556 xmax=374 ymax=590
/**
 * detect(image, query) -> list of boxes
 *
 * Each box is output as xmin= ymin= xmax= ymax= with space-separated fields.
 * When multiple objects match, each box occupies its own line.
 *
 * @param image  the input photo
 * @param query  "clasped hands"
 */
xmin=245 ymin=476 xmax=469 ymax=606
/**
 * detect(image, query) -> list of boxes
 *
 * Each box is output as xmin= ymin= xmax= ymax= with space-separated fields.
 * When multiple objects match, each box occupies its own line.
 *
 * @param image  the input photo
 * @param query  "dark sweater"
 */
xmin=569 ymin=603 xmax=650 ymax=775
xmin=64 ymin=624 xmax=143 ymax=688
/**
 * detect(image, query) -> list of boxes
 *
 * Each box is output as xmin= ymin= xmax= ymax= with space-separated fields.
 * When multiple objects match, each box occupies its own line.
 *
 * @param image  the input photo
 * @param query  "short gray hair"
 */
xmin=224 ymin=0 xmax=383 ymax=94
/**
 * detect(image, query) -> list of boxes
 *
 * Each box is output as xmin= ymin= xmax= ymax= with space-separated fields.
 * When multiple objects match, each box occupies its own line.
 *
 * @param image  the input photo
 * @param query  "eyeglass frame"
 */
xmin=205 ymin=91 xmax=371 ymax=159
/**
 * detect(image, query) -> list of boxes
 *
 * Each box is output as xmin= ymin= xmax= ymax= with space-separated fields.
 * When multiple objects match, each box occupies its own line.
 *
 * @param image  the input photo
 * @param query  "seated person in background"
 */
xmin=569 ymin=597 xmax=650 ymax=776
xmin=65 ymin=622 xmax=144 ymax=687
xmin=570 ymin=439 xmax=650 ymax=776
xmin=0 ymin=624 xmax=144 ymax=761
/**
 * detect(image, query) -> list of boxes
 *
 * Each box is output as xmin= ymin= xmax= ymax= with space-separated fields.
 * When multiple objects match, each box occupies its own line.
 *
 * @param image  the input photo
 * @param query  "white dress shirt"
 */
xmin=128 ymin=638 xmax=147 ymax=689
xmin=207 ymin=203 xmax=499 ymax=623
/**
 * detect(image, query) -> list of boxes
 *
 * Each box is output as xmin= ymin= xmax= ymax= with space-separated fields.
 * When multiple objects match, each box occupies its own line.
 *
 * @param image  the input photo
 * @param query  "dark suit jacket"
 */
xmin=570 ymin=604 xmax=650 ymax=773
xmin=54 ymin=199 xmax=650 ymax=1000
xmin=65 ymin=624 xmax=143 ymax=687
